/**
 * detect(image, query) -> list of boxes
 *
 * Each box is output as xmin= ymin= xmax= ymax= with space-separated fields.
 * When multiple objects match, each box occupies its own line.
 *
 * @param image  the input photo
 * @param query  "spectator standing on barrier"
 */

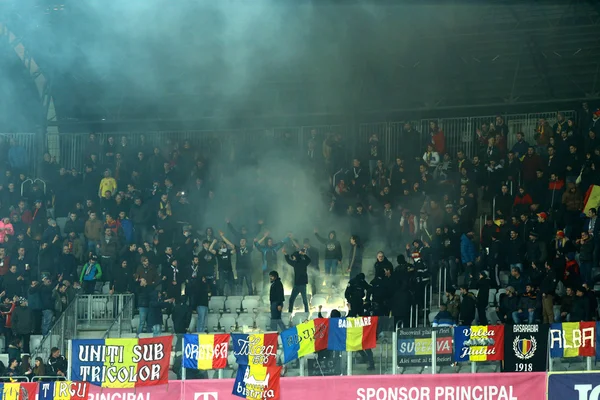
xmin=314 ymin=229 xmax=342 ymax=283
xmin=268 ymin=271 xmax=285 ymax=332
xmin=255 ymin=233 xmax=285 ymax=293
xmin=285 ymin=248 xmax=310 ymax=313
xmin=47 ymin=347 xmax=67 ymax=377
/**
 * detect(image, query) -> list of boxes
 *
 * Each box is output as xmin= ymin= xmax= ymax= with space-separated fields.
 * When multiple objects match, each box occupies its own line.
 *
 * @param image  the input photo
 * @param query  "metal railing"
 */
xmin=76 ymin=294 xmax=134 ymax=328
xmin=103 ymin=294 xmax=136 ymax=338
xmin=31 ymin=293 xmax=78 ymax=362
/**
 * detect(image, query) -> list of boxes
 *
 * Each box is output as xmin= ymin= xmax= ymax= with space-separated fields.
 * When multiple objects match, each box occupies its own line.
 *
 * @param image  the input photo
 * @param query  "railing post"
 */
xmin=471 ymin=362 xmax=476 ymax=373
xmin=67 ymin=340 xmax=72 ymax=380
xmin=392 ymin=328 xmax=398 ymax=375
xmin=299 ymin=357 xmax=306 ymax=376
xmin=181 ymin=336 xmax=186 ymax=380
xmin=587 ymin=356 xmax=592 ymax=371
xmin=431 ymin=330 xmax=437 ymax=374
xmin=346 ymin=351 xmax=352 ymax=376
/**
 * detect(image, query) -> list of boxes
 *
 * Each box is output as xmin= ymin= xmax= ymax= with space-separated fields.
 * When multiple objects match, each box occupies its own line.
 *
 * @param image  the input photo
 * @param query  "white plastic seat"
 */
xmin=281 ymin=312 xmax=291 ymax=327
xmin=241 ymin=298 xmax=259 ymax=313
xmin=311 ymin=294 xmax=327 ymax=308
xmin=255 ymin=314 xmax=271 ymax=331
xmin=291 ymin=312 xmax=309 ymax=326
xmin=225 ymin=298 xmax=242 ymax=313
xmin=237 ymin=314 xmax=255 ymax=329
xmin=219 ymin=314 xmax=237 ymax=332
xmin=488 ymin=288 xmax=497 ymax=306
xmin=209 ymin=297 xmax=226 ymax=313
xmin=131 ymin=316 xmax=140 ymax=332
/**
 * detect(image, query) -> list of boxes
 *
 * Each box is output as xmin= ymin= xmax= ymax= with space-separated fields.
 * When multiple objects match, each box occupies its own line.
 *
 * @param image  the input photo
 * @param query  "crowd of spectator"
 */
xmin=0 ymin=104 xmax=598 ymax=372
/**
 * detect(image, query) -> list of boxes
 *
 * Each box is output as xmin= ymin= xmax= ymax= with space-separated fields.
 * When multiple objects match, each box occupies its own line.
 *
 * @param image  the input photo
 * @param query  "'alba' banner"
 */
xmin=70 ymin=337 xmax=172 ymax=388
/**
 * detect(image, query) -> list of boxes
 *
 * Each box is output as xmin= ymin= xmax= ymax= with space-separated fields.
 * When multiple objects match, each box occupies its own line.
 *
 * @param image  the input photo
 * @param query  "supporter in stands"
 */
xmin=512 ymin=284 xmax=538 ymax=324
xmin=268 ymin=271 xmax=285 ymax=332
xmin=11 ymin=298 xmax=34 ymax=353
xmin=47 ymin=347 xmax=67 ymax=377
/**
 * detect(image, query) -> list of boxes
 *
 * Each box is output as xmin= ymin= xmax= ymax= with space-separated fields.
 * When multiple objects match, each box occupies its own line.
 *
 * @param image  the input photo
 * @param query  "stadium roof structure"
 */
xmin=1 ymin=0 xmax=600 ymax=128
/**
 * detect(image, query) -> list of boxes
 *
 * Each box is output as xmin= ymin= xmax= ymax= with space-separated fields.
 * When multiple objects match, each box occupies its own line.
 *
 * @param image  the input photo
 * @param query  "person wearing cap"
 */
xmin=79 ymin=254 xmax=102 ymax=294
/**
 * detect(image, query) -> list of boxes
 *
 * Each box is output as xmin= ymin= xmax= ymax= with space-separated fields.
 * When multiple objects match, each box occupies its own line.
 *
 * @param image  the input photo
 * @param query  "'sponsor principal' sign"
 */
xmin=70 ymin=337 xmax=172 ymax=388
xmin=397 ymin=327 xmax=452 ymax=366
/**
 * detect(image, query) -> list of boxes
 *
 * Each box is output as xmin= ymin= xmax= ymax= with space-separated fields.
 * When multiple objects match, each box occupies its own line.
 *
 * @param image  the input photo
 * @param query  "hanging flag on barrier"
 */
xmin=454 ymin=325 xmax=504 ymax=362
xmin=397 ymin=327 xmax=453 ymax=367
xmin=70 ymin=337 xmax=172 ymax=388
xmin=548 ymin=372 xmax=600 ymax=400
xmin=280 ymin=318 xmax=329 ymax=363
xmin=327 ymin=317 xmax=378 ymax=352
xmin=182 ymin=334 xmax=230 ymax=370
xmin=0 ymin=382 xmax=38 ymax=400
xmin=232 ymin=364 xmax=282 ymax=400
xmin=231 ymin=333 xmax=278 ymax=366
xmin=503 ymin=324 xmax=549 ymax=372
xmin=38 ymin=381 xmax=90 ymax=400
xmin=549 ymin=321 xmax=596 ymax=358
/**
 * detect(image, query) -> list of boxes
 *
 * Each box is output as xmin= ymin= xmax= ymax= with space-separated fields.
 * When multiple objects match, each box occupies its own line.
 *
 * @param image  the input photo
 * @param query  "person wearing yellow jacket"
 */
xmin=98 ymin=169 xmax=117 ymax=198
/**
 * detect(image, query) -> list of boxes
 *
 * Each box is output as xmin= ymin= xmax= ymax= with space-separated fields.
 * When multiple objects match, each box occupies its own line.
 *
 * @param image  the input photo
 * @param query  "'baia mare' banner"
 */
xmin=71 ymin=337 xmax=172 ymax=388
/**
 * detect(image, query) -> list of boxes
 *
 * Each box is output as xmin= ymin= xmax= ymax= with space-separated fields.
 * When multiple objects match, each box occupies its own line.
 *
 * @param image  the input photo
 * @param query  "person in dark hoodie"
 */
xmin=471 ymin=271 xmax=491 ymax=324
xmin=370 ymin=264 xmax=394 ymax=316
xmin=344 ymin=272 xmax=374 ymax=371
xmin=570 ymin=286 xmax=591 ymax=322
xmin=285 ymin=248 xmax=310 ymax=313
xmin=148 ymin=290 xmax=175 ymax=336
xmin=111 ymin=260 xmax=134 ymax=294
xmin=496 ymin=286 xmax=519 ymax=324
xmin=314 ymin=229 xmax=342 ymax=279
xmin=391 ymin=255 xmax=414 ymax=328
xmin=11 ymin=298 xmax=34 ymax=353
xmin=171 ymin=296 xmax=191 ymax=334
xmin=373 ymin=251 xmax=393 ymax=279
xmin=269 ymin=271 xmax=285 ymax=332
xmin=347 ymin=235 xmax=364 ymax=279
xmin=458 ymin=285 xmax=476 ymax=325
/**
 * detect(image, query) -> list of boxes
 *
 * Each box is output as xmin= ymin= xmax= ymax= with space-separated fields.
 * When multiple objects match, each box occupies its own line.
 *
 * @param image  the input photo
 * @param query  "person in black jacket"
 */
xmin=111 ymin=260 xmax=134 ymax=294
xmin=148 ymin=290 xmax=174 ymax=336
xmin=171 ymin=296 xmax=191 ymax=334
xmin=12 ymin=299 xmax=34 ymax=353
xmin=391 ymin=256 xmax=414 ymax=328
xmin=344 ymin=273 xmax=375 ymax=370
xmin=347 ymin=235 xmax=364 ymax=280
xmin=47 ymin=347 xmax=67 ymax=377
xmin=495 ymin=286 xmax=519 ymax=324
xmin=187 ymin=273 xmax=209 ymax=333
xmin=314 ymin=229 xmax=342 ymax=278
xmin=570 ymin=286 xmax=591 ymax=322
xmin=458 ymin=285 xmax=476 ymax=325
xmin=471 ymin=271 xmax=490 ymax=324
xmin=285 ymin=249 xmax=310 ymax=313
xmin=373 ymin=251 xmax=393 ymax=279
xmin=370 ymin=264 xmax=394 ymax=316
xmin=540 ymin=261 xmax=558 ymax=323
xmin=269 ymin=271 xmax=285 ymax=332
xmin=136 ymin=278 xmax=154 ymax=335
xmin=302 ymin=239 xmax=320 ymax=296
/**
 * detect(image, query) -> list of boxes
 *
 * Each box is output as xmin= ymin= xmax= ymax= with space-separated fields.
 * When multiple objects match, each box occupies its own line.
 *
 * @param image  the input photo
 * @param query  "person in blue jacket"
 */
xmin=79 ymin=254 xmax=102 ymax=294
xmin=118 ymin=211 xmax=135 ymax=244
xmin=460 ymin=231 xmax=477 ymax=279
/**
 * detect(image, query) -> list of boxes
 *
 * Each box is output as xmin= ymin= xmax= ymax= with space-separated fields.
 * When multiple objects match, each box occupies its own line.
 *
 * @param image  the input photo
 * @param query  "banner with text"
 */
xmin=548 ymin=372 xmax=600 ymax=400
xmin=503 ymin=324 xmax=549 ymax=372
xmin=397 ymin=327 xmax=453 ymax=367
xmin=182 ymin=372 xmax=546 ymax=400
xmin=454 ymin=325 xmax=504 ymax=362
xmin=70 ymin=337 xmax=172 ymax=388
xmin=549 ymin=322 xmax=596 ymax=358
xmin=87 ymin=380 xmax=182 ymax=400
xmin=183 ymin=334 xmax=229 ymax=370
xmin=231 ymin=334 xmax=278 ymax=367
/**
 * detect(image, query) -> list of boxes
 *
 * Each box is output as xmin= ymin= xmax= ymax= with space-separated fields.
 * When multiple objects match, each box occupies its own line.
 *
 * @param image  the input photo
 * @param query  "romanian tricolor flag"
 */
xmin=71 ymin=337 xmax=172 ymax=388
xmin=280 ymin=318 xmax=329 ymax=363
xmin=454 ymin=325 xmax=504 ymax=362
xmin=232 ymin=333 xmax=278 ymax=366
xmin=550 ymin=322 xmax=596 ymax=358
xmin=584 ymin=185 xmax=600 ymax=214
xmin=327 ymin=317 xmax=378 ymax=351
xmin=38 ymin=381 xmax=90 ymax=400
xmin=182 ymin=333 xmax=230 ymax=370
xmin=232 ymin=364 xmax=282 ymax=400
xmin=0 ymin=382 xmax=38 ymax=400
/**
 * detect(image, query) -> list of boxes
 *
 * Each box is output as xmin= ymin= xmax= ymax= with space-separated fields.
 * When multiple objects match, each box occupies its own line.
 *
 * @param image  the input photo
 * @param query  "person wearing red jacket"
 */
xmin=513 ymin=187 xmax=533 ymax=216
xmin=429 ymin=121 xmax=446 ymax=155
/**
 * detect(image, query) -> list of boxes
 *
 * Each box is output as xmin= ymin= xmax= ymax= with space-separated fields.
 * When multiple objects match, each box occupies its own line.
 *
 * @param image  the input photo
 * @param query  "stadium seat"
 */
xmin=488 ymin=288 xmax=497 ymax=306
xmin=281 ymin=312 xmax=291 ymax=327
xmin=243 ymin=295 xmax=261 ymax=302
xmin=237 ymin=314 xmax=255 ymax=329
xmin=139 ymin=333 xmax=153 ymax=338
xmin=255 ymin=314 xmax=271 ymax=331
xmin=241 ymin=298 xmax=259 ymax=313
xmin=131 ymin=316 xmax=140 ymax=332
xmin=188 ymin=314 xmax=197 ymax=332
xmin=329 ymin=296 xmax=345 ymax=308
xmin=209 ymin=297 xmax=226 ymax=313
xmin=310 ymin=294 xmax=327 ymax=308
xmin=499 ymin=271 xmax=510 ymax=287
xmin=102 ymin=282 xmax=111 ymax=294
xmin=0 ymin=354 xmax=8 ymax=368
xmin=206 ymin=314 xmax=221 ymax=333
xmin=219 ymin=314 xmax=237 ymax=332
xmin=310 ymin=311 xmax=327 ymax=319
xmin=291 ymin=312 xmax=309 ymax=326
xmin=225 ymin=298 xmax=242 ymax=313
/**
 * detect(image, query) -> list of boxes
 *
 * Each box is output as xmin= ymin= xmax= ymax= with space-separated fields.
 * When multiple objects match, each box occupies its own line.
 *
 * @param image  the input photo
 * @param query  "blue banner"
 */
xmin=548 ymin=373 xmax=600 ymax=400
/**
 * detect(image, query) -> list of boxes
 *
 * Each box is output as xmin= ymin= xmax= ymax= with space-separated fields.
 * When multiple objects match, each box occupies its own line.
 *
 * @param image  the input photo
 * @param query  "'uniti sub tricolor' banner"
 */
xmin=549 ymin=322 xmax=596 ymax=358
xmin=71 ymin=337 xmax=172 ymax=388
xmin=181 ymin=372 xmax=546 ymax=400
xmin=182 ymin=334 xmax=229 ymax=370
